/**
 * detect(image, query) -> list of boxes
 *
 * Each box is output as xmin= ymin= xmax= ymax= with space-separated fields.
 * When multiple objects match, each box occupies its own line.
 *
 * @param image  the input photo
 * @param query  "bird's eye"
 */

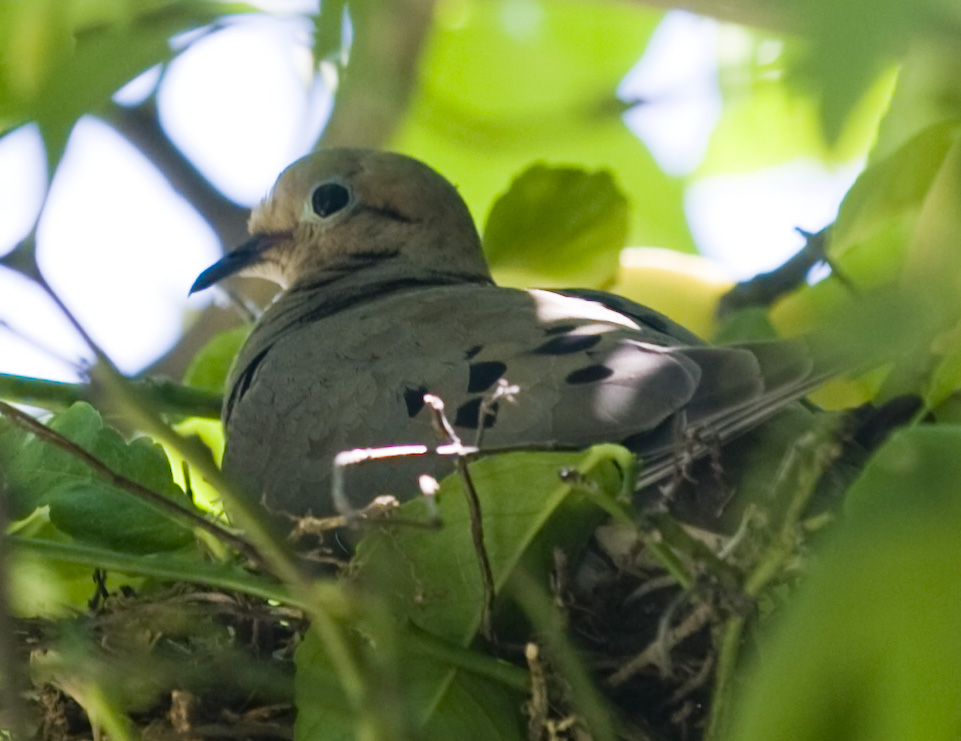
xmin=311 ymin=182 xmax=351 ymax=218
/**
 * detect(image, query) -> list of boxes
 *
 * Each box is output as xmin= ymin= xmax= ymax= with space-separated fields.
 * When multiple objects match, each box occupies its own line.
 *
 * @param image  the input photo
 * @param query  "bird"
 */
xmin=190 ymin=149 xmax=824 ymax=532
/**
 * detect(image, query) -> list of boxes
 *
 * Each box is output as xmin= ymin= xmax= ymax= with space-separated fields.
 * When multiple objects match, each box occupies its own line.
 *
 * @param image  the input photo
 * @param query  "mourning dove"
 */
xmin=191 ymin=149 xmax=822 ymax=525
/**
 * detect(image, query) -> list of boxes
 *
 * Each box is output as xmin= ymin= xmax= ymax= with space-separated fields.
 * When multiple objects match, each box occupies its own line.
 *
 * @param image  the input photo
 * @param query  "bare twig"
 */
xmin=424 ymin=394 xmax=496 ymax=642
xmin=705 ymin=422 xmax=843 ymax=740
xmin=524 ymin=642 xmax=550 ymax=740
xmin=608 ymin=601 xmax=713 ymax=687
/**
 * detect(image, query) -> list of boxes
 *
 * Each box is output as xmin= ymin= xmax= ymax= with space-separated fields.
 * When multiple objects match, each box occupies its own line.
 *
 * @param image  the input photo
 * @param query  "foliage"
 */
xmin=2 ymin=0 xmax=961 ymax=740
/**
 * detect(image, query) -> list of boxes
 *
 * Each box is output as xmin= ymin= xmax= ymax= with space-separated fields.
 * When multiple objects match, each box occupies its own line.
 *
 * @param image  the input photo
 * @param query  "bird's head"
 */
xmin=190 ymin=149 xmax=489 ymax=294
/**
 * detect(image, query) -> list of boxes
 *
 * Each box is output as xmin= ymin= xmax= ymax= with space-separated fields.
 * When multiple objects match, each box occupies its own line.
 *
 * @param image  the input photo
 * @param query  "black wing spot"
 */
xmin=565 ymin=364 xmax=614 ymax=385
xmin=534 ymin=333 xmax=602 ymax=355
xmin=453 ymin=398 xmax=498 ymax=429
xmin=403 ymin=386 xmax=429 ymax=417
xmin=465 ymin=344 xmax=484 ymax=360
xmin=545 ymin=323 xmax=577 ymax=336
xmin=468 ymin=361 xmax=507 ymax=393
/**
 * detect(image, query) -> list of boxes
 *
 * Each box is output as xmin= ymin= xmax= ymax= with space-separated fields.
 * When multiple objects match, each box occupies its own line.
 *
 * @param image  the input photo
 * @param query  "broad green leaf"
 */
xmin=183 ymin=324 xmax=250 ymax=393
xmin=355 ymin=447 xmax=629 ymax=643
xmin=702 ymin=34 xmax=891 ymax=176
xmin=483 ymin=164 xmax=628 ymax=287
xmin=1 ymin=402 xmax=196 ymax=553
xmin=295 ymin=446 xmax=631 ymax=739
xmin=392 ymin=0 xmax=692 ymax=261
xmin=727 ymin=426 xmax=961 ymax=741
xmin=832 ymin=120 xmax=961 ymax=259
xmin=791 ymin=0 xmax=953 ymax=143
xmin=901 ymin=134 xmax=961 ymax=329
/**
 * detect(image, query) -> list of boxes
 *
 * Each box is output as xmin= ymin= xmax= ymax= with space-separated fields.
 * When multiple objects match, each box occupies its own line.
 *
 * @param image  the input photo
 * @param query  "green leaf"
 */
xmin=482 ymin=164 xmax=628 ymax=287
xmin=702 ymin=40 xmax=891 ymax=176
xmin=294 ymin=446 xmax=631 ymax=739
xmin=832 ymin=120 xmax=961 ymax=259
xmin=183 ymin=324 xmax=250 ymax=392
xmin=356 ymin=447 xmax=629 ymax=643
xmin=0 ymin=0 xmax=255 ymax=168
xmin=392 ymin=0 xmax=692 ymax=258
xmin=787 ymin=0 xmax=950 ymax=144
xmin=1 ymin=402 xmax=196 ymax=553
xmin=727 ymin=426 xmax=961 ymax=741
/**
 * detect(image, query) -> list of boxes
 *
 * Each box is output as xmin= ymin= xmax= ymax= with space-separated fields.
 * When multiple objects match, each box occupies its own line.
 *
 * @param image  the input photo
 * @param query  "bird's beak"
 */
xmin=189 ymin=233 xmax=286 ymax=295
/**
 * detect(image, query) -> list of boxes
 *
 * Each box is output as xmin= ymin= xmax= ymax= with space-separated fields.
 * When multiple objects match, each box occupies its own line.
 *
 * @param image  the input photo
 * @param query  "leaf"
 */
xmin=1 ymin=402 xmax=196 ymax=553
xmin=294 ymin=446 xmax=631 ymax=739
xmin=482 ymin=164 xmax=629 ymax=288
xmin=788 ymin=0 xmax=947 ymax=144
xmin=831 ymin=120 xmax=961 ymax=259
xmin=391 ymin=0 xmax=693 ymax=258
xmin=0 ymin=0 xmax=255 ymax=167
xmin=702 ymin=41 xmax=891 ymax=176
xmin=183 ymin=324 xmax=250 ymax=393
xmin=728 ymin=426 xmax=961 ymax=741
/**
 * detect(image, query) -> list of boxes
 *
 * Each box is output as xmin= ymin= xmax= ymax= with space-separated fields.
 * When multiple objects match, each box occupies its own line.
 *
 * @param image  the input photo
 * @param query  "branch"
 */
xmin=318 ymin=0 xmax=437 ymax=148
xmin=99 ymin=98 xmax=249 ymax=248
xmin=0 ymin=372 xmax=222 ymax=419
xmin=99 ymin=98 xmax=277 ymax=379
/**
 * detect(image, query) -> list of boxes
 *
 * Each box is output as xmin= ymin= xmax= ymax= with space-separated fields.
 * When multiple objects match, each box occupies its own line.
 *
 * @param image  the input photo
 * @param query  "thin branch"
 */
xmin=424 ymin=394 xmax=496 ymax=643
xmin=0 ymin=400 xmax=262 ymax=567
xmin=608 ymin=601 xmax=713 ymax=687
xmin=99 ymin=99 xmax=274 ymax=381
xmin=0 ymin=372 xmax=222 ymax=418
xmin=100 ymin=98 xmax=249 ymax=248
xmin=318 ymin=0 xmax=437 ymax=149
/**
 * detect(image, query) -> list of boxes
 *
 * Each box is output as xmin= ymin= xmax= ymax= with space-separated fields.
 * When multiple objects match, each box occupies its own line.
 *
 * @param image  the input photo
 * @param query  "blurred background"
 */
xmin=0 ymin=0 xmax=944 ymax=386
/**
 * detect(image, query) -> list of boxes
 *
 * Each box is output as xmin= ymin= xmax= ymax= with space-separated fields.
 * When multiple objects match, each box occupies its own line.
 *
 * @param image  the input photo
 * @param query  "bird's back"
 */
xmin=222 ymin=279 xmax=811 ymax=518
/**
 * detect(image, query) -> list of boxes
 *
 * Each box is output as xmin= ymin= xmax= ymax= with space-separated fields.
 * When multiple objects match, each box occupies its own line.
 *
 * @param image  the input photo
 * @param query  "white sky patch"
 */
xmin=619 ymin=12 xmax=721 ymax=176
xmin=157 ymin=15 xmax=330 ymax=205
xmin=34 ymin=118 xmax=223 ymax=374
xmin=0 ymin=126 xmax=46 ymax=250
xmin=685 ymin=159 xmax=863 ymax=279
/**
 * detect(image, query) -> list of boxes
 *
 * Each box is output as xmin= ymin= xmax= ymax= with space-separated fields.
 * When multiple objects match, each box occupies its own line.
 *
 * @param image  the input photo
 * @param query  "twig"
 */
xmin=608 ymin=600 xmax=713 ymax=687
xmin=318 ymin=0 xmax=436 ymax=149
xmin=704 ymin=421 xmax=843 ymax=740
xmin=0 ymin=372 xmax=223 ymax=418
xmin=0 ymin=400 xmax=262 ymax=567
xmin=424 ymin=394 xmax=495 ymax=643
xmin=474 ymin=378 xmax=519 ymax=449
xmin=100 ymin=99 xmax=249 ymax=248
xmin=525 ymin=642 xmax=550 ymax=740
xmin=717 ymin=227 xmax=834 ymax=316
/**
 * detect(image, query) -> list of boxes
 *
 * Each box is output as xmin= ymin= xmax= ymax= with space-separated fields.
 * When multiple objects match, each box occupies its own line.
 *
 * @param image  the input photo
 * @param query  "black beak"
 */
xmin=189 ymin=234 xmax=285 ymax=295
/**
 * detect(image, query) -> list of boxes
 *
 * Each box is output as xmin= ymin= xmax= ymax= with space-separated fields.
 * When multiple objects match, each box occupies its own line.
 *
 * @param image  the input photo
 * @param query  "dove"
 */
xmin=190 ymin=149 xmax=824 ymax=529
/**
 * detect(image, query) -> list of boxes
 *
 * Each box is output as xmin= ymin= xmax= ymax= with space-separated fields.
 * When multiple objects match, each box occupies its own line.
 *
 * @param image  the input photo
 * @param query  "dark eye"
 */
xmin=311 ymin=182 xmax=351 ymax=218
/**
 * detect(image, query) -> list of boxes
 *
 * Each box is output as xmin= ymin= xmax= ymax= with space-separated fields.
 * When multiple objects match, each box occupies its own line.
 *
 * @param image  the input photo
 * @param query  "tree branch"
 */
xmin=0 ymin=372 xmax=222 ymax=419
xmin=99 ymin=98 xmax=249 ymax=248
xmin=318 ymin=0 xmax=437 ymax=149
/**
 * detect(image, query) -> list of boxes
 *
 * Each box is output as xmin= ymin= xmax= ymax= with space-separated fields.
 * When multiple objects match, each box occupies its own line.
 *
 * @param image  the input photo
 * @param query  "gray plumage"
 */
xmin=191 ymin=149 xmax=817 ymax=521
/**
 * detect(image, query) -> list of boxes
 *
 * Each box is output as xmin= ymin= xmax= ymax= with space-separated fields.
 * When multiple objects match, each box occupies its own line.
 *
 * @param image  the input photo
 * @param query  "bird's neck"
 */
xmin=234 ymin=256 xmax=494 ymax=379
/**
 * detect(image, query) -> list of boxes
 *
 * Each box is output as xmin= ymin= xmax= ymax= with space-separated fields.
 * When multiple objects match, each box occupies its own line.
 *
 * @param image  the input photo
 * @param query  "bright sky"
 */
xmin=0 ymin=10 xmax=862 ymax=384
